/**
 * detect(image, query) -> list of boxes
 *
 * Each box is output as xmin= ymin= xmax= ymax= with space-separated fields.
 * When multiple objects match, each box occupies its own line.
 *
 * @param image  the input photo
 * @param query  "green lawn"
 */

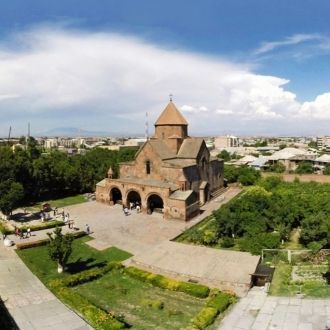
xmin=73 ymin=268 xmax=206 ymax=329
xmin=25 ymin=194 xmax=87 ymax=212
xmin=17 ymin=236 xmax=132 ymax=284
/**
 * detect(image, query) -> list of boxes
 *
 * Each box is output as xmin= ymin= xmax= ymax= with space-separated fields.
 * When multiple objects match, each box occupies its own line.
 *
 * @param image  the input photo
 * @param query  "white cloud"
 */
xmin=0 ymin=26 xmax=329 ymax=135
xmin=254 ymin=33 xmax=323 ymax=55
xmin=181 ymin=105 xmax=208 ymax=113
xmin=299 ymin=93 xmax=330 ymax=119
xmin=0 ymin=94 xmax=20 ymax=101
xmin=215 ymin=109 xmax=234 ymax=115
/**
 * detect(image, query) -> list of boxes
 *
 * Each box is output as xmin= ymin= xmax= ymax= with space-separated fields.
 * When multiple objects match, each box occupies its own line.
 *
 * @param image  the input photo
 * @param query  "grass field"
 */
xmin=25 ymin=194 xmax=87 ymax=212
xmin=74 ymin=269 xmax=206 ymax=329
xmin=17 ymin=236 xmax=132 ymax=284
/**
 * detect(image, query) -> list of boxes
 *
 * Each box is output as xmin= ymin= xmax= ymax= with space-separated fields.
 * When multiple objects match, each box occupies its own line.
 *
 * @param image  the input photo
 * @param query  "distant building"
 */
xmin=314 ymin=154 xmax=330 ymax=173
xmin=268 ymin=147 xmax=317 ymax=171
xmin=317 ymin=136 xmax=330 ymax=150
xmin=214 ymin=135 xmax=239 ymax=149
xmin=96 ymin=101 xmax=224 ymax=221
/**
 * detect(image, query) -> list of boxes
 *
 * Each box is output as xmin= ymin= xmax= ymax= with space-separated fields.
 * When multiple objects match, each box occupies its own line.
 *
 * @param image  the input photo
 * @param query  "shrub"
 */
xmin=191 ymin=289 xmax=235 ymax=329
xmin=62 ymin=262 xmax=123 ymax=287
xmin=220 ymin=237 xmax=235 ymax=248
xmin=16 ymin=231 xmax=87 ymax=250
xmin=206 ymin=290 xmax=233 ymax=312
xmin=26 ymin=220 xmax=64 ymax=232
xmin=141 ymin=299 xmax=164 ymax=310
xmin=178 ymin=281 xmax=210 ymax=298
xmin=191 ymin=307 xmax=218 ymax=329
xmin=53 ymin=285 xmax=125 ymax=329
xmin=124 ymin=267 xmax=210 ymax=298
xmin=16 ymin=238 xmax=49 ymax=250
xmin=202 ymin=230 xmax=217 ymax=245
xmin=0 ymin=222 xmax=14 ymax=235
xmin=48 ymin=266 xmax=126 ymax=330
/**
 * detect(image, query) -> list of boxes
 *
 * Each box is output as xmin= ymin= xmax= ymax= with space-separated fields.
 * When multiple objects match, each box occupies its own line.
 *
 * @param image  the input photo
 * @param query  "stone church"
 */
xmin=96 ymin=101 xmax=224 ymax=220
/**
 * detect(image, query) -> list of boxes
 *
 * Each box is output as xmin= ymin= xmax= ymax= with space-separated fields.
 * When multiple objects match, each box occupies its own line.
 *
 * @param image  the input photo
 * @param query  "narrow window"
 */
xmin=146 ymin=160 xmax=151 ymax=174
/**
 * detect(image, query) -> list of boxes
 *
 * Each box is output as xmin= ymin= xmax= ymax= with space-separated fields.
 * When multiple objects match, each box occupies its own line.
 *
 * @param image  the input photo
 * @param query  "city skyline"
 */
xmin=0 ymin=1 xmax=330 ymax=136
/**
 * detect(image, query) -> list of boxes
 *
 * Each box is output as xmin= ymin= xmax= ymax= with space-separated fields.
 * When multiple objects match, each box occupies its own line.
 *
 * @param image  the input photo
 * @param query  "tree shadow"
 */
xmin=66 ymin=257 xmax=107 ymax=274
xmin=323 ymin=271 xmax=330 ymax=285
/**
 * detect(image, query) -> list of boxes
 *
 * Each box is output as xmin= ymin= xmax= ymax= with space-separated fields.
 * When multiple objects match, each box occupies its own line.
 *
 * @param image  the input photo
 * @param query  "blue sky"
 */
xmin=0 ymin=0 xmax=330 ymax=136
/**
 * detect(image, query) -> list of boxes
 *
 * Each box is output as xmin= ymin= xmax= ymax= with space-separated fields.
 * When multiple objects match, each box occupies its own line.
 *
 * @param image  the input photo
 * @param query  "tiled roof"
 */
xmin=155 ymin=101 xmax=188 ymax=126
xmin=169 ymin=190 xmax=194 ymax=201
xmin=177 ymin=138 xmax=204 ymax=159
xmin=148 ymin=139 xmax=176 ymax=160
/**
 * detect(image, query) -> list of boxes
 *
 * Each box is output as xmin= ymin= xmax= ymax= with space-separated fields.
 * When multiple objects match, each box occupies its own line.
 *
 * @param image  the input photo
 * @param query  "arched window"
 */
xmin=146 ymin=160 xmax=151 ymax=174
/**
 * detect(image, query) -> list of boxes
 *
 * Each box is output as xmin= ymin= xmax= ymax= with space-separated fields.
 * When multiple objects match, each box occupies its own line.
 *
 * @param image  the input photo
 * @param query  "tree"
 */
xmin=237 ymin=166 xmax=260 ymax=185
xmin=308 ymin=141 xmax=318 ymax=149
xmin=0 ymin=180 xmax=24 ymax=217
xmin=295 ymin=162 xmax=313 ymax=174
xmin=300 ymin=212 xmax=330 ymax=248
xmin=47 ymin=227 xmax=74 ymax=273
xmin=217 ymin=150 xmax=231 ymax=162
xmin=324 ymin=165 xmax=330 ymax=175
xmin=267 ymin=163 xmax=285 ymax=173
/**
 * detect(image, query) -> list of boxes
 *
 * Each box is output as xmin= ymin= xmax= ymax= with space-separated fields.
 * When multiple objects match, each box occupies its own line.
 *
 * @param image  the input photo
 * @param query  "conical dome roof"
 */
xmin=155 ymin=101 xmax=188 ymax=126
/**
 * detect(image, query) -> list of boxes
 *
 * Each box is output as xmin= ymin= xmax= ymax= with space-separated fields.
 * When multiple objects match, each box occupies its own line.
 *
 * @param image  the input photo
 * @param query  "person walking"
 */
xmin=85 ymin=224 xmax=90 ymax=234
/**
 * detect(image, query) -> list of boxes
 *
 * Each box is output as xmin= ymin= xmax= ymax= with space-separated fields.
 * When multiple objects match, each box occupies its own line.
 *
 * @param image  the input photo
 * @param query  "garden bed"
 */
xmin=17 ymin=236 xmax=235 ymax=329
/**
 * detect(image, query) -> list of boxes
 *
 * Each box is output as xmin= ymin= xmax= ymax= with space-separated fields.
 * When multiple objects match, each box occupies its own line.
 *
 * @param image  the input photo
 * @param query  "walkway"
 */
xmin=0 ymin=244 xmax=91 ymax=330
xmin=218 ymin=287 xmax=330 ymax=330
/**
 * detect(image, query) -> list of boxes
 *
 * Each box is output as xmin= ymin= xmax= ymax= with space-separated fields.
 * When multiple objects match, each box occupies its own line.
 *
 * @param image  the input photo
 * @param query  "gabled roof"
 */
xmin=149 ymin=139 xmax=176 ymax=160
xmin=155 ymin=101 xmax=188 ymax=126
xmin=177 ymin=137 xmax=205 ymax=159
xmin=169 ymin=190 xmax=194 ymax=201
xmin=315 ymin=154 xmax=330 ymax=163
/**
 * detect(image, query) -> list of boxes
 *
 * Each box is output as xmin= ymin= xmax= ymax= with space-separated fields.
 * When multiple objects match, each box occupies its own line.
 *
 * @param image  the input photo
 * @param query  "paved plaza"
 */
xmin=219 ymin=287 xmax=330 ymax=330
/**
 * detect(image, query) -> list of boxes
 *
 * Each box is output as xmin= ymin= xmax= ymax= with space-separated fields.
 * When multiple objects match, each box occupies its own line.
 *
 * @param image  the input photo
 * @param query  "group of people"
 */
xmin=14 ymin=226 xmax=31 ymax=239
xmin=123 ymin=201 xmax=141 ymax=215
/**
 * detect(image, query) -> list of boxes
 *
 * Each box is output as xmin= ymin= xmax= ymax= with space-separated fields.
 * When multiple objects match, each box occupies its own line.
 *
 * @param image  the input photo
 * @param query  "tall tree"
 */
xmin=47 ymin=227 xmax=74 ymax=273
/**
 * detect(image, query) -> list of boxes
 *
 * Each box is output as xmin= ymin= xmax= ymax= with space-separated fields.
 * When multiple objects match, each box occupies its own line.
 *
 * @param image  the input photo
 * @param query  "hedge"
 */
xmin=0 ymin=220 xmax=65 ymax=236
xmin=192 ymin=307 xmax=219 ymax=329
xmin=62 ymin=262 xmax=123 ymax=287
xmin=48 ymin=262 xmax=126 ymax=330
xmin=191 ymin=289 xmax=235 ymax=329
xmin=0 ymin=222 xmax=14 ymax=235
xmin=124 ymin=266 xmax=210 ymax=298
xmin=16 ymin=231 xmax=87 ymax=250
xmin=49 ymin=282 xmax=125 ymax=330
xmin=206 ymin=291 xmax=233 ymax=312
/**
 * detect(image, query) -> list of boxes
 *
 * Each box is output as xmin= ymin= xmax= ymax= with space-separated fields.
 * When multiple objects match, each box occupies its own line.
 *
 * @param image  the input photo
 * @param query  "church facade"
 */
xmin=96 ymin=101 xmax=224 ymax=220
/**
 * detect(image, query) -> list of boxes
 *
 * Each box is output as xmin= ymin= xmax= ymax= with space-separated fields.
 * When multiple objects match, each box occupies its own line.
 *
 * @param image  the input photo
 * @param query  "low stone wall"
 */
xmin=261 ymin=172 xmax=330 ymax=183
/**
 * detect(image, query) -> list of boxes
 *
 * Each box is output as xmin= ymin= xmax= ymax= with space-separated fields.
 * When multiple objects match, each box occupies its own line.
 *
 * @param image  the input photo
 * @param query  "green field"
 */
xmin=17 ymin=236 xmax=132 ymax=283
xmin=25 ymin=194 xmax=87 ymax=212
xmin=74 ymin=269 xmax=205 ymax=329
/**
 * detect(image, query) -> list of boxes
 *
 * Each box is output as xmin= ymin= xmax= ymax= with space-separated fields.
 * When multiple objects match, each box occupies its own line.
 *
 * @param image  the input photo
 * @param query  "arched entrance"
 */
xmin=110 ymin=187 xmax=122 ymax=204
xmin=126 ymin=190 xmax=141 ymax=208
xmin=147 ymin=194 xmax=164 ymax=214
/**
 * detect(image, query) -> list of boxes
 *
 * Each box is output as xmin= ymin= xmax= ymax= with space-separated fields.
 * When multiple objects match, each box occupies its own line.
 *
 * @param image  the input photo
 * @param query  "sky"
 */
xmin=0 ymin=0 xmax=330 ymax=137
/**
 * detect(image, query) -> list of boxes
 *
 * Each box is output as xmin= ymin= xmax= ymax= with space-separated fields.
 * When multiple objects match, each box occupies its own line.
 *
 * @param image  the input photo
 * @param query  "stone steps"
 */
xmin=211 ymin=186 xmax=228 ymax=199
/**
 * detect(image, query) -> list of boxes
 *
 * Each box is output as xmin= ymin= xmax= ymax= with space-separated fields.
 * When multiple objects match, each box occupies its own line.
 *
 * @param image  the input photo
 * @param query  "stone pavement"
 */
xmin=218 ymin=287 xmax=330 ymax=330
xmin=0 ymin=244 xmax=91 ymax=330
xmin=126 ymin=240 xmax=260 ymax=296
xmin=65 ymin=187 xmax=242 ymax=254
